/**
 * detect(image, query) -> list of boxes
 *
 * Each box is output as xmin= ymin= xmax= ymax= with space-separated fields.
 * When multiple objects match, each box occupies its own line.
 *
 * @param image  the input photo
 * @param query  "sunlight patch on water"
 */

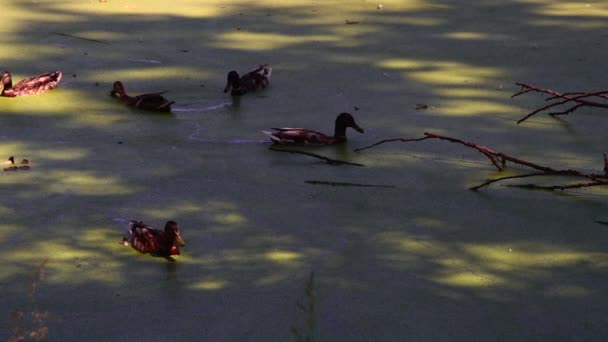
xmin=265 ymin=250 xmax=302 ymax=263
xmin=442 ymin=31 xmax=510 ymax=41
xmin=0 ymin=224 xmax=19 ymax=243
xmin=189 ymin=278 xmax=228 ymax=290
xmin=377 ymin=58 xmax=504 ymax=85
xmin=214 ymin=32 xmax=340 ymax=51
xmin=0 ymin=170 xmax=139 ymax=197
xmin=93 ymin=67 xmax=209 ymax=82
xmin=517 ymin=1 xmax=608 ymax=17
xmin=1 ymin=240 xmax=124 ymax=284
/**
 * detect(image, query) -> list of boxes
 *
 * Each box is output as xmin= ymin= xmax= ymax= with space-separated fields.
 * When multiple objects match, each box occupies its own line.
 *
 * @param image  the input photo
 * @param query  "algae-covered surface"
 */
xmin=2 ymin=0 xmax=608 ymax=340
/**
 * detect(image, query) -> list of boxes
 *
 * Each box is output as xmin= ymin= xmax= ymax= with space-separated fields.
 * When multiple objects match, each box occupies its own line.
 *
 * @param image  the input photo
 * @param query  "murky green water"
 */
xmin=2 ymin=0 xmax=608 ymax=341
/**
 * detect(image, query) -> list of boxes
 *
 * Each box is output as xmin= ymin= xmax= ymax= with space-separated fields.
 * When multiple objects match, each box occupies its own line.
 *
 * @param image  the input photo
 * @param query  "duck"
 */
xmin=263 ymin=112 xmax=364 ymax=146
xmin=110 ymin=81 xmax=174 ymax=112
xmin=224 ymin=64 xmax=272 ymax=96
xmin=123 ymin=220 xmax=185 ymax=257
xmin=3 ymin=156 xmax=30 ymax=171
xmin=0 ymin=71 xmax=62 ymax=97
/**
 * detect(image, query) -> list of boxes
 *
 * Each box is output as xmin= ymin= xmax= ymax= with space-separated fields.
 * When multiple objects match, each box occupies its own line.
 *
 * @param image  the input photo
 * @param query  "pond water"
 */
xmin=2 ymin=1 xmax=608 ymax=341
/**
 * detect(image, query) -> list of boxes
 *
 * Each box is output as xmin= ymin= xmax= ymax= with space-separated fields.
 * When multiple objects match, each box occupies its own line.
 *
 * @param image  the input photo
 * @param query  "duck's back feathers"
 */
xmin=264 ymin=128 xmax=334 ymax=145
xmin=225 ymin=64 xmax=272 ymax=96
xmin=126 ymin=220 xmax=184 ymax=256
xmin=111 ymin=81 xmax=174 ymax=112
xmin=1 ymin=71 xmax=62 ymax=97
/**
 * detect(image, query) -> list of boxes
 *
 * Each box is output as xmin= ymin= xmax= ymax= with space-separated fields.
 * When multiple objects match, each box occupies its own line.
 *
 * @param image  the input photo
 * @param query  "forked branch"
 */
xmin=356 ymin=131 xmax=608 ymax=191
xmin=512 ymin=83 xmax=608 ymax=124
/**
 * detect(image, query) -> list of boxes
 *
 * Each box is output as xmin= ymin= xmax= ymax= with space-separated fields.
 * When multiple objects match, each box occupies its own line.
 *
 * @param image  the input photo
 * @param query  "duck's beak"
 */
xmin=223 ymin=82 xmax=231 ymax=93
xmin=353 ymin=125 xmax=364 ymax=133
xmin=175 ymin=234 xmax=185 ymax=246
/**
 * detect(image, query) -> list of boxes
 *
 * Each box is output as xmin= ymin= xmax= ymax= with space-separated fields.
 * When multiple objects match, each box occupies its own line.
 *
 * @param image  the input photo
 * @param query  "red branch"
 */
xmin=355 ymin=132 xmax=608 ymax=191
xmin=512 ymin=83 xmax=608 ymax=124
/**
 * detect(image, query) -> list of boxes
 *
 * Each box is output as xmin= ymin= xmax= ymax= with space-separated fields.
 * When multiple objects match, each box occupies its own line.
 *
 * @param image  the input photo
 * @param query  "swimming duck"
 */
xmin=3 ymin=156 xmax=30 ymax=171
xmin=124 ymin=220 xmax=185 ymax=256
xmin=0 ymin=71 xmax=62 ymax=97
xmin=224 ymin=64 xmax=272 ymax=96
xmin=264 ymin=112 xmax=364 ymax=146
xmin=110 ymin=81 xmax=174 ymax=112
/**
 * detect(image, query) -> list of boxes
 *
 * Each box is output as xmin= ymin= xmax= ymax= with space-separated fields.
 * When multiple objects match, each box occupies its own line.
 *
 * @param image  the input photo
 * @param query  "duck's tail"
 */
xmin=262 ymin=130 xmax=280 ymax=143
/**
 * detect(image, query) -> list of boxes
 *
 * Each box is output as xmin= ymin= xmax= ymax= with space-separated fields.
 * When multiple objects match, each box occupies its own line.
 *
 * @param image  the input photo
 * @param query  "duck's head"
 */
xmin=223 ymin=71 xmax=240 ymax=93
xmin=0 ymin=71 xmax=11 ymax=93
xmin=164 ymin=220 xmax=185 ymax=246
xmin=110 ymin=81 xmax=126 ymax=97
xmin=3 ymin=156 xmax=14 ymax=165
xmin=335 ymin=112 xmax=364 ymax=137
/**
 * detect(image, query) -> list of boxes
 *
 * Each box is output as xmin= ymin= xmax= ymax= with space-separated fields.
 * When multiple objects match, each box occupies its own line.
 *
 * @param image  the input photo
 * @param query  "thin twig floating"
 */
xmin=355 ymin=131 xmax=608 ymax=191
xmin=269 ymin=147 xmax=364 ymax=167
xmin=512 ymin=83 xmax=608 ymax=124
xmin=305 ymin=180 xmax=396 ymax=188
xmin=53 ymin=32 xmax=109 ymax=44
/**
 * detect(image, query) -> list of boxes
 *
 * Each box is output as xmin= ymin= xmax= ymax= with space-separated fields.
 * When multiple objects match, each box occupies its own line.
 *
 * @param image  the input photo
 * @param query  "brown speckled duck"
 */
xmin=111 ymin=81 xmax=174 ymax=112
xmin=123 ymin=220 xmax=185 ymax=257
xmin=0 ymin=71 xmax=62 ymax=97
xmin=224 ymin=64 xmax=272 ymax=96
xmin=264 ymin=112 xmax=364 ymax=146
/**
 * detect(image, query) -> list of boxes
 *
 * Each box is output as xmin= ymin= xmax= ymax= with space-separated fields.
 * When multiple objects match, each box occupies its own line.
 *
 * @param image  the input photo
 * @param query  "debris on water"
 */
xmin=236 ymin=27 xmax=241 ymax=31
xmin=415 ymin=104 xmax=429 ymax=110
xmin=180 ymin=49 xmax=189 ymax=53
xmin=345 ymin=20 xmax=359 ymax=25
xmin=354 ymin=106 xmax=360 ymax=111
xmin=95 ymin=82 xmax=100 ymax=86
xmin=117 ymin=141 xmax=123 ymax=144
xmin=72 ymin=74 xmax=77 ymax=78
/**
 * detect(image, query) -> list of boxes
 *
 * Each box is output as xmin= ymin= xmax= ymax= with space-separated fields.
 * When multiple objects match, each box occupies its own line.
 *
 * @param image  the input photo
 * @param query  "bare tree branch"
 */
xmin=512 ymin=83 xmax=608 ymax=124
xmin=355 ymin=131 xmax=608 ymax=191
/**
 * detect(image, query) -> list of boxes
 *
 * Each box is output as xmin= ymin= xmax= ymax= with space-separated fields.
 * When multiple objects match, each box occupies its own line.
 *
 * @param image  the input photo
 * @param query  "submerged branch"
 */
xmin=53 ymin=32 xmax=109 ymax=44
xmin=353 ymin=131 xmax=608 ymax=191
xmin=269 ymin=147 xmax=364 ymax=166
xmin=305 ymin=180 xmax=396 ymax=188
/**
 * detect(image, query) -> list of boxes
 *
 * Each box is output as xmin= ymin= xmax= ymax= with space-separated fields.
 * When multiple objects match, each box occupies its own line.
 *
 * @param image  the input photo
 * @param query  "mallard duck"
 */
xmin=224 ymin=64 xmax=272 ymax=96
xmin=110 ymin=81 xmax=174 ymax=112
xmin=124 ymin=220 xmax=185 ymax=257
xmin=3 ymin=156 xmax=30 ymax=171
xmin=0 ymin=71 xmax=62 ymax=97
xmin=264 ymin=112 xmax=364 ymax=146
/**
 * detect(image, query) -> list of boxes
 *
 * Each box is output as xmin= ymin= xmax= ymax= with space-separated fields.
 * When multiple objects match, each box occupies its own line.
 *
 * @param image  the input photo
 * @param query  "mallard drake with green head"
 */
xmin=264 ymin=112 xmax=364 ymax=146
xmin=0 ymin=71 xmax=62 ymax=97
xmin=111 ymin=81 xmax=174 ymax=112
xmin=123 ymin=220 xmax=185 ymax=257
xmin=224 ymin=64 xmax=272 ymax=96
